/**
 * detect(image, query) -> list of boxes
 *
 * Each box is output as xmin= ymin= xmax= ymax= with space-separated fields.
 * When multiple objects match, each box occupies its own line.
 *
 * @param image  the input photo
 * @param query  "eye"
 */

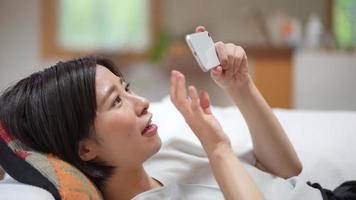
xmin=125 ymin=82 xmax=131 ymax=92
xmin=112 ymin=95 xmax=121 ymax=107
xmin=111 ymin=81 xmax=130 ymax=108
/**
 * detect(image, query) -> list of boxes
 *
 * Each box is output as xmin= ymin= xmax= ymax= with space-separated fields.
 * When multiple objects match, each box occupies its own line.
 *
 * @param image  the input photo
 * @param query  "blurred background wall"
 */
xmin=0 ymin=0 xmax=355 ymax=110
xmin=162 ymin=0 xmax=324 ymax=45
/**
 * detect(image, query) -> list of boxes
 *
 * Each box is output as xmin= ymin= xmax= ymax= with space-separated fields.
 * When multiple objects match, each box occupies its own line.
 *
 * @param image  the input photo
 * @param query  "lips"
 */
xmin=141 ymin=116 xmax=152 ymax=134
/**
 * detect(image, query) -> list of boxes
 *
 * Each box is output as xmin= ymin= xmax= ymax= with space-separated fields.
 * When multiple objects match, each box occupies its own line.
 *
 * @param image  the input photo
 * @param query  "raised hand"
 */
xmin=170 ymin=70 xmax=231 ymax=154
xmin=170 ymin=69 xmax=265 ymax=200
xmin=195 ymin=26 xmax=250 ymax=93
xmin=196 ymin=26 xmax=303 ymax=179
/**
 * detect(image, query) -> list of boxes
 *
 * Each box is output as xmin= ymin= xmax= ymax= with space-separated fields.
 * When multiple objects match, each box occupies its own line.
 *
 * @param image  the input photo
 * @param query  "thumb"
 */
xmin=195 ymin=25 xmax=206 ymax=33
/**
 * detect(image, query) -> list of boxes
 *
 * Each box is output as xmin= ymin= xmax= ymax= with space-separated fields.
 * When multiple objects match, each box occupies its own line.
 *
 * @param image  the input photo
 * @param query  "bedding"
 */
xmin=0 ymin=174 xmax=54 ymax=200
xmin=0 ymin=95 xmax=355 ymax=199
xmin=149 ymin=96 xmax=356 ymax=190
xmin=141 ymin=138 xmax=322 ymax=199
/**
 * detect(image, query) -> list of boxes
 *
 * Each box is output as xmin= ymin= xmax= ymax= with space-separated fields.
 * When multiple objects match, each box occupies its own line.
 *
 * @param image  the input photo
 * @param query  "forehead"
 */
xmin=96 ymin=65 xmax=121 ymax=82
xmin=95 ymin=65 xmax=123 ymax=98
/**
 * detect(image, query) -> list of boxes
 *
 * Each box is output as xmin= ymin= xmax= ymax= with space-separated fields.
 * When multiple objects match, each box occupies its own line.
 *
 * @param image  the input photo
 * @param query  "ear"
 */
xmin=78 ymin=138 xmax=98 ymax=161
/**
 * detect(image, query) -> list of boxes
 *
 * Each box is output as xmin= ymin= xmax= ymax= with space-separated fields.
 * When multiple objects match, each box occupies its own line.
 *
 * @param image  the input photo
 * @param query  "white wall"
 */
xmin=0 ymin=0 xmax=43 ymax=91
xmin=293 ymin=50 xmax=356 ymax=110
xmin=1 ymin=0 xmax=355 ymax=110
xmin=163 ymin=0 xmax=325 ymax=45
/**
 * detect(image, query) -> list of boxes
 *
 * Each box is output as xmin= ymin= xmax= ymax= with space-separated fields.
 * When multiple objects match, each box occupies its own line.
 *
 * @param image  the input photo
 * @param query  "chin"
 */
xmin=152 ymin=135 xmax=162 ymax=154
xmin=144 ymin=135 xmax=162 ymax=161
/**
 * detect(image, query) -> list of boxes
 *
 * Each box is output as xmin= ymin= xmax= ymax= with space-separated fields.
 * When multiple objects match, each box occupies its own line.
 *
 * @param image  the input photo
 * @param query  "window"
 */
xmin=41 ymin=0 xmax=160 ymax=59
xmin=332 ymin=0 xmax=356 ymax=48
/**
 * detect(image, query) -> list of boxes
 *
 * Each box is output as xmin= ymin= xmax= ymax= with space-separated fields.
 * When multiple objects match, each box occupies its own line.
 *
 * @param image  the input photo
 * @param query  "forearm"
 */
xmin=227 ymin=78 xmax=302 ymax=178
xmin=207 ymin=145 xmax=264 ymax=200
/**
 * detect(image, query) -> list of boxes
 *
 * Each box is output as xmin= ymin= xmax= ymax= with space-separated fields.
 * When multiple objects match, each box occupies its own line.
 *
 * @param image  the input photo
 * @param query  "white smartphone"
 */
xmin=185 ymin=31 xmax=220 ymax=72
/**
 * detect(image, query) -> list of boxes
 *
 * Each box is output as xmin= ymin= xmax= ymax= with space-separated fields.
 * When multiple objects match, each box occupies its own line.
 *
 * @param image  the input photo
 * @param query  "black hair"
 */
xmin=0 ymin=56 xmax=123 ymax=190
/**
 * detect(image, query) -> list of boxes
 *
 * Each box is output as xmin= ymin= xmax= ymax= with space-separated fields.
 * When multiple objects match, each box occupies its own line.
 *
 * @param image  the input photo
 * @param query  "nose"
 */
xmin=131 ymin=94 xmax=150 ymax=116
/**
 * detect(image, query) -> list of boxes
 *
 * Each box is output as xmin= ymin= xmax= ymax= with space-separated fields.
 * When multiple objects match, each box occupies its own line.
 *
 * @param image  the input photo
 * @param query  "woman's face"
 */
xmin=82 ymin=65 xmax=161 ymax=169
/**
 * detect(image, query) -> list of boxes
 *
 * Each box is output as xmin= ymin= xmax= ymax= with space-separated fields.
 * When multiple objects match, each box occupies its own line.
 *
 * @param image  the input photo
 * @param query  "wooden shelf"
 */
xmin=167 ymin=41 xmax=293 ymax=58
xmin=244 ymin=46 xmax=293 ymax=58
xmin=162 ymin=42 xmax=294 ymax=108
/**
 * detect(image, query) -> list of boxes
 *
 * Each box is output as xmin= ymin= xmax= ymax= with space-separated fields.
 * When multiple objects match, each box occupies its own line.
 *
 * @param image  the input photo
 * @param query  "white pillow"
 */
xmin=0 ymin=174 xmax=54 ymax=200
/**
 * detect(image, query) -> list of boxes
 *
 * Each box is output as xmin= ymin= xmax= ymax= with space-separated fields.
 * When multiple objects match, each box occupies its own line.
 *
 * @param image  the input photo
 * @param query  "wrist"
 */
xmin=226 ymin=76 xmax=256 ymax=102
xmin=205 ymin=141 xmax=233 ymax=158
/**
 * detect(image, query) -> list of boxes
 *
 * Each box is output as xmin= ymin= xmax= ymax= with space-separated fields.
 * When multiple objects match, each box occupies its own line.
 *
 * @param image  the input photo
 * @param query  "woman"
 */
xmin=0 ymin=26 xmax=335 ymax=200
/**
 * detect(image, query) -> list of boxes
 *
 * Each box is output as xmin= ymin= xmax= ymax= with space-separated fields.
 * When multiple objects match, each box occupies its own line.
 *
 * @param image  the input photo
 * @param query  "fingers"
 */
xmin=232 ymin=46 xmax=243 ymax=75
xmin=210 ymin=66 xmax=224 ymax=83
xmin=170 ymin=70 xmax=189 ymax=113
xmin=211 ymin=42 xmax=227 ymax=80
xmin=211 ymin=66 xmax=223 ymax=76
xmin=199 ymin=90 xmax=212 ymax=114
xmin=188 ymin=86 xmax=200 ymax=112
xmin=226 ymin=43 xmax=237 ymax=68
xmin=195 ymin=25 xmax=206 ymax=32
xmin=170 ymin=71 xmax=177 ymax=100
xmin=233 ymin=46 xmax=247 ymax=76
xmin=170 ymin=70 xmax=209 ymax=115
xmin=176 ymin=72 xmax=187 ymax=102
xmin=241 ymin=53 xmax=249 ymax=74
xmin=215 ymin=41 xmax=228 ymax=68
xmin=170 ymin=70 xmax=214 ymax=118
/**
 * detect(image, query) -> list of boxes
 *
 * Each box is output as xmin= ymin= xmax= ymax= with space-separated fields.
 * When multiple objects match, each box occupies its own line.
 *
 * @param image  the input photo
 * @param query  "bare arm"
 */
xmin=208 ymin=144 xmax=264 ymax=200
xmin=227 ymin=77 xmax=302 ymax=178
xmin=170 ymin=70 xmax=264 ymax=200
xmin=202 ymin=29 xmax=302 ymax=178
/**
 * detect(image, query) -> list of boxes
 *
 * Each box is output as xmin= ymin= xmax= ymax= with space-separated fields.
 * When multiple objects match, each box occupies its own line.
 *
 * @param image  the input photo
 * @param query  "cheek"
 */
xmin=96 ymin=109 xmax=139 ymax=137
xmin=93 ymin=109 xmax=162 ymax=167
xmin=93 ymin=111 xmax=141 ymax=162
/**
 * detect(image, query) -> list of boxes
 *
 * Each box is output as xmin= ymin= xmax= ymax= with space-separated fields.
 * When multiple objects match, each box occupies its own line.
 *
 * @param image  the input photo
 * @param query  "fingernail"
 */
xmin=171 ymin=70 xmax=178 ymax=78
xmin=177 ymin=74 xmax=182 ymax=82
xmin=212 ymin=67 xmax=221 ymax=73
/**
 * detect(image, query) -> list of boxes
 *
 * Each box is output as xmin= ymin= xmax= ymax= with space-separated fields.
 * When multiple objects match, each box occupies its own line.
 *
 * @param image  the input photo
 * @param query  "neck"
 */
xmin=103 ymin=165 xmax=162 ymax=200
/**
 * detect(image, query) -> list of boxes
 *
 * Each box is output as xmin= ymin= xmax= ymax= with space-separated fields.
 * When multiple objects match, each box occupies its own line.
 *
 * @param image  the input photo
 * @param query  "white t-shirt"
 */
xmin=133 ymin=138 xmax=322 ymax=200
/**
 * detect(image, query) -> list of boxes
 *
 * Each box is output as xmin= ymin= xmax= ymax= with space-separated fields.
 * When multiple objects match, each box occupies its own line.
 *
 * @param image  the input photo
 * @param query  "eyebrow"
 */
xmin=100 ymin=77 xmax=124 ymax=106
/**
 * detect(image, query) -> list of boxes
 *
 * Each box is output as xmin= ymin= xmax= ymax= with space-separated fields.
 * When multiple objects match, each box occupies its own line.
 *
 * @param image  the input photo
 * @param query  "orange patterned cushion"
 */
xmin=47 ymin=155 xmax=102 ymax=200
xmin=0 ymin=122 xmax=103 ymax=200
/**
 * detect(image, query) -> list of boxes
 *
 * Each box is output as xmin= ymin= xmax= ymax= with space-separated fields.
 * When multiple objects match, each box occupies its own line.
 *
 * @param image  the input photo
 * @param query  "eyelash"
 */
xmin=125 ymin=82 xmax=131 ymax=92
xmin=112 ymin=82 xmax=131 ymax=107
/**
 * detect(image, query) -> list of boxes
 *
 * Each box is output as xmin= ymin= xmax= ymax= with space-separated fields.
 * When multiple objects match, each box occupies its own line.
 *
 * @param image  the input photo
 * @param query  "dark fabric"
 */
xmin=0 ymin=138 xmax=61 ymax=200
xmin=308 ymin=181 xmax=356 ymax=200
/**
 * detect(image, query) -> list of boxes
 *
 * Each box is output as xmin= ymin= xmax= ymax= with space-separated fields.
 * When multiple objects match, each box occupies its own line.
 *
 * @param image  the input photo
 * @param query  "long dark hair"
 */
xmin=0 ymin=56 xmax=123 ymax=190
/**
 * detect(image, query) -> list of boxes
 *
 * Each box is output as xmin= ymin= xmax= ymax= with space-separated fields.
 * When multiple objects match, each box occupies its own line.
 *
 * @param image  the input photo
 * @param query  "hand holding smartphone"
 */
xmin=185 ymin=31 xmax=220 ymax=72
